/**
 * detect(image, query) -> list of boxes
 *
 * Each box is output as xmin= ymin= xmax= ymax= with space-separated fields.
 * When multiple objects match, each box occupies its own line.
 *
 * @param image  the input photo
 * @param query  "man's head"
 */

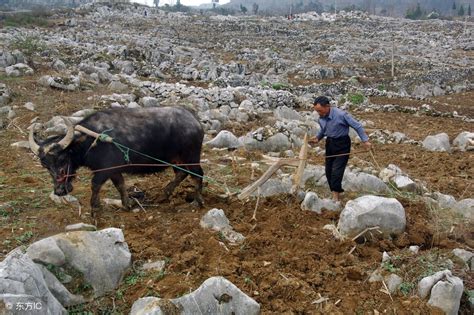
xmin=313 ymin=96 xmax=331 ymax=117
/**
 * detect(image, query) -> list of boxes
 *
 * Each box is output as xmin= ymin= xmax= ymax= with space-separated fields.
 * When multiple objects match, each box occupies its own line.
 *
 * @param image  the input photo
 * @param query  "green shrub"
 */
xmin=272 ymin=82 xmax=289 ymax=90
xmin=347 ymin=93 xmax=365 ymax=105
xmin=10 ymin=36 xmax=46 ymax=58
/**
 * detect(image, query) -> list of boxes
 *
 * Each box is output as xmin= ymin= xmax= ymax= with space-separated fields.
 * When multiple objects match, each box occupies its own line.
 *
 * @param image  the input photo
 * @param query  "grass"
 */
xmin=382 ymin=261 xmax=398 ymax=273
xmin=399 ymin=282 xmax=415 ymax=296
xmin=0 ymin=10 xmax=52 ymax=28
xmin=15 ymin=230 xmax=34 ymax=245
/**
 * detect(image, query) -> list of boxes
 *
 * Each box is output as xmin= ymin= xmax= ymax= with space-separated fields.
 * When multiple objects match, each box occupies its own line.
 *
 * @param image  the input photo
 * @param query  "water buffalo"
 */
xmin=29 ymin=106 xmax=204 ymax=215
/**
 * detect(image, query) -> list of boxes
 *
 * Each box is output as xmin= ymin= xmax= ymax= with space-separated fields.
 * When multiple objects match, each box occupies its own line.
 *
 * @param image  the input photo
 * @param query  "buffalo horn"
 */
xmin=28 ymin=123 xmax=41 ymax=155
xmin=56 ymin=118 xmax=75 ymax=150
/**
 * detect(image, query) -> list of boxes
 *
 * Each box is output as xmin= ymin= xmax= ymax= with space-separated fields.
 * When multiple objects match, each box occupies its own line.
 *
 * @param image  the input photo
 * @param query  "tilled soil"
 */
xmin=0 ymin=72 xmax=473 ymax=313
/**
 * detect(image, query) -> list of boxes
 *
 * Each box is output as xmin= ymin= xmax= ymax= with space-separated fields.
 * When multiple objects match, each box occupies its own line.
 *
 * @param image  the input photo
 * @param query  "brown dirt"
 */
xmin=1 ymin=70 xmax=473 ymax=314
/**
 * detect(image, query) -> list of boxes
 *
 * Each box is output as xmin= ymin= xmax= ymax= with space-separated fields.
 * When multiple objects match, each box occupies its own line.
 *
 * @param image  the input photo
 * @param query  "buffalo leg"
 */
xmin=110 ymin=173 xmax=129 ymax=209
xmin=189 ymin=166 xmax=204 ymax=207
xmin=159 ymin=169 xmax=188 ymax=201
xmin=90 ymin=174 xmax=108 ymax=216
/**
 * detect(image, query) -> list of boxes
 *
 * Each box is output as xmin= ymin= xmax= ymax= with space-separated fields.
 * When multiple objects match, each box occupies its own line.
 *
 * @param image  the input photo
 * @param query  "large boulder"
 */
xmin=206 ymin=130 xmax=242 ymax=149
xmin=130 ymin=277 xmax=260 ymax=315
xmin=338 ymin=195 xmax=406 ymax=237
xmin=301 ymin=192 xmax=340 ymax=213
xmin=240 ymin=133 xmax=291 ymax=152
xmin=422 ymin=133 xmax=451 ymax=152
xmin=251 ymin=177 xmax=292 ymax=197
xmin=452 ymin=131 xmax=474 ymax=151
xmin=0 ymin=249 xmax=66 ymax=314
xmin=5 ymin=63 xmax=34 ymax=77
xmin=342 ymin=171 xmax=389 ymax=194
xmin=38 ymin=75 xmax=80 ymax=91
xmin=26 ymin=228 xmax=131 ymax=297
xmin=418 ymin=270 xmax=463 ymax=315
xmin=200 ymin=209 xmax=245 ymax=244
xmin=274 ymin=106 xmax=303 ymax=121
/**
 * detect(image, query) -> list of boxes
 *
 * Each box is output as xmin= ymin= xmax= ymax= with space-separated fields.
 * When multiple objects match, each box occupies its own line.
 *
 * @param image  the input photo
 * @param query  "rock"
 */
xmin=142 ymin=260 xmax=166 ymax=272
xmin=7 ymin=109 xmax=16 ymax=120
xmin=241 ymin=132 xmax=291 ymax=152
xmin=140 ymin=96 xmax=160 ymax=107
xmin=0 ymin=249 xmax=66 ymax=314
xmin=108 ymin=80 xmax=128 ymax=92
xmin=382 ymin=251 xmax=391 ymax=263
xmin=264 ymin=133 xmax=292 ymax=152
xmin=274 ymin=106 xmax=303 ymax=121
xmin=452 ymin=131 xmax=474 ymax=151
xmin=452 ymin=199 xmax=474 ymax=221
xmin=65 ymin=223 xmax=97 ymax=232
xmin=379 ymin=164 xmax=403 ymax=183
xmin=206 ymin=130 xmax=242 ymax=149
xmin=385 ymin=274 xmax=403 ymax=294
xmin=343 ymin=171 xmax=389 ymax=194
xmin=251 ymin=177 xmax=292 ymax=197
xmin=368 ymin=269 xmax=383 ymax=283
xmin=24 ymin=102 xmax=35 ymax=111
xmin=409 ymin=246 xmax=420 ymax=254
xmin=418 ymin=269 xmax=451 ymax=299
xmin=392 ymin=175 xmax=417 ymax=192
xmin=26 ymin=228 xmax=131 ymax=297
xmin=130 ymin=276 xmax=260 ymax=315
xmin=432 ymin=192 xmax=456 ymax=209
xmin=422 ymin=133 xmax=451 ymax=152
xmin=38 ymin=264 xmax=85 ymax=307
xmin=391 ymin=132 xmax=407 ymax=144
xmin=5 ymin=63 xmax=34 ymax=77
xmin=412 ymin=84 xmax=432 ymax=98
xmin=301 ymin=192 xmax=340 ymax=214
xmin=52 ymin=59 xmax=66 ymax=71
xmin=200 ymin=208 xmax=230 ymax=231
xmin=38 ymin=75 xmax=79 ymax=91
xmin=338 ymin=195 xmax=406 ymax=238
xmin=27 ymin=237 xmax=66 ymax=266
xmin=200 ymin=209 xmax=245 ymax=244
xmin=427 ymin=273 xmax=463 ymax=315
xmin=452 ymin=248 xmax=473 ymax=264
xmin=0 ymin=83 xmax=12 ymax=106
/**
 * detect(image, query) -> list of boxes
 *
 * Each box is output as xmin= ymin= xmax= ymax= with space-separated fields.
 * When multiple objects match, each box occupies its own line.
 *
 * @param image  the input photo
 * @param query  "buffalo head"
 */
xmin=29 ymin=120 xmax=76 ymax=196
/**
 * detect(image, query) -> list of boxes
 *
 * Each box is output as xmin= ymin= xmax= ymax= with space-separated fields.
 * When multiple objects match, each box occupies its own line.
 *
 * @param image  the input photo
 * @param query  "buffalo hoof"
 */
xmin=187 ymin=194 xmax=204 ymax=208
xmin=90 ymin=206 xmax=102 ymax=218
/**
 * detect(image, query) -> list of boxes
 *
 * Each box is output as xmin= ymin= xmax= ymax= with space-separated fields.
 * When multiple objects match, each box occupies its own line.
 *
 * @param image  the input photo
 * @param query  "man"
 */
xmin=309 ymin=96 xmax=371 ymax=202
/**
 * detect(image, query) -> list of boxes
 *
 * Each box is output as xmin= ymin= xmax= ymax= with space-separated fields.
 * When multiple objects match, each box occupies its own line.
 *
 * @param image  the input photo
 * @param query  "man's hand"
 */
xmin=363 ymin=141 xmax=372 ymax=150
xmin=308 ymin=137 xmax=319 ymax=145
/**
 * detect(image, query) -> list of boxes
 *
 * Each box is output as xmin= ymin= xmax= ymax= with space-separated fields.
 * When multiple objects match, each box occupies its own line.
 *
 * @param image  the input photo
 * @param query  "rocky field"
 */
xmin=0 ymin=3 xmax=473 ymax=314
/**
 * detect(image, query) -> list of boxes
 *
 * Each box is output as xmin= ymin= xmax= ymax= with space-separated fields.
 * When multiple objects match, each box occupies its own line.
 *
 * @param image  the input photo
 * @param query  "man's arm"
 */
xmin=344 ymin=113 xmax=369 ymax=142
xmin=309 ymin=122 xmax=325 ymax=145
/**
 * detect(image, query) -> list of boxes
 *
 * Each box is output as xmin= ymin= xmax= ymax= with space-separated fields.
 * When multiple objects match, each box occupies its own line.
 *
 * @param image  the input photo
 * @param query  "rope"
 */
xmin=95 ymin=130 xmax=241 ymax=193
xmin=70 ymin=127 xmax=378 ymax=196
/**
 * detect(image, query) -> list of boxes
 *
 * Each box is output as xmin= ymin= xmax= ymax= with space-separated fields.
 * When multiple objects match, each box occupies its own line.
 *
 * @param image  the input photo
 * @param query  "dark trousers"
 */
xmin=325 ymin=136 xmax=351 ymax=193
